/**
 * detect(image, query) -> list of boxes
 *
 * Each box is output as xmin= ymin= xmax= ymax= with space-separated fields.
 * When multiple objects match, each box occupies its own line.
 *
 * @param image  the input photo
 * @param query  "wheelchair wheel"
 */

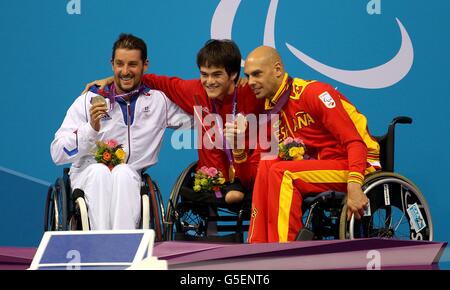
xmin=339 ymin=172 xmax=433 ymax=241
xmin=45 ymin=177 xmax=69 ymax=231
xmin=142 ymin=174 xmax=165 ymax=241
xmin=151 ymin=180 xmax=165 ymax=239
xmin=68 ymin=197 xmax=89 ymax=231
xmin=44 ymin=186 xmax=55 ymax=231
xmin=165 ymin=161 xmax=205 ymax=241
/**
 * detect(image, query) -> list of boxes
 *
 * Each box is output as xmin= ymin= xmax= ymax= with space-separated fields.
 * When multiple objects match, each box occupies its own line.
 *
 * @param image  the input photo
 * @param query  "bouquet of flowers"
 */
xmin=279 ymin=137 xmax=306 ymax=161
xmin=193 ymin=166 xmax=226 ymax=198
xmin=94 ymin=139 xmax=126 ymax=170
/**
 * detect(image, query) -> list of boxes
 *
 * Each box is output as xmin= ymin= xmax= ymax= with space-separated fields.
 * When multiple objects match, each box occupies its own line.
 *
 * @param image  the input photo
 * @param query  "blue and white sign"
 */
xmin=29 ymin=230 xmax=160 ymax=270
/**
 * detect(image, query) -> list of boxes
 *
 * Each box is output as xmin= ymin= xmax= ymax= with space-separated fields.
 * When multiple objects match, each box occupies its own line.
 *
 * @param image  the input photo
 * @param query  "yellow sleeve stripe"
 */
xmin=348 ymin=172 xmax=364 ymax=185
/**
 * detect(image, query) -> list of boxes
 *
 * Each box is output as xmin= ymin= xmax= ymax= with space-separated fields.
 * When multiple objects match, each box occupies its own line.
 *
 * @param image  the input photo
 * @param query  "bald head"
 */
xmin=244 ymin=46 xmax=285 ymax=99
xmin=246 ymin=46 xmax=283 ymax=68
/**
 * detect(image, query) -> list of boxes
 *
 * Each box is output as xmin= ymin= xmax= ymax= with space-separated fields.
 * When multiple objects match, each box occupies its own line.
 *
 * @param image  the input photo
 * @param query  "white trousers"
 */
xmin=70 ymin=164 xmax=141 ymax=230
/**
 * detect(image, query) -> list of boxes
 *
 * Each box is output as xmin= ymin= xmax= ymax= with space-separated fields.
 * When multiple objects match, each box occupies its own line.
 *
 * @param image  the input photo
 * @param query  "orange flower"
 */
xmin=103 ymin=151 xmax=112 ymax=161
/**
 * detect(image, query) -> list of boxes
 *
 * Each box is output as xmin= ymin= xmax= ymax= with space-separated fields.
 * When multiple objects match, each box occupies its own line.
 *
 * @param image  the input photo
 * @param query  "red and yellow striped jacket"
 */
xmin=266 ymin=73 xmax=380 ymax=184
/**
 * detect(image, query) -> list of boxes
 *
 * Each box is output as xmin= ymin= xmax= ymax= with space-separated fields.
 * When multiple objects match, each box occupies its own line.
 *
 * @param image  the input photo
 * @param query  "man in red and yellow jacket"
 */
xmin=244 ymin=46 xmax=380 ymax=243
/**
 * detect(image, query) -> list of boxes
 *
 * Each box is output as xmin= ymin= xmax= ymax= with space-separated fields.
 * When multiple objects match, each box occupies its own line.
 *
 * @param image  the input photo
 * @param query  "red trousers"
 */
xmin=248 ymin=158 xmax=350 ymax=243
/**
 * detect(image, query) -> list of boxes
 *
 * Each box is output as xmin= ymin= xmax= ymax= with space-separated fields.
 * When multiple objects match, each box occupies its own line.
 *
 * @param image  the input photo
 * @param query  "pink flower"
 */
xmin=293 ymin=138 xmax=304 ymax=144
xmin=207 ymin=167 xmax=218 ymax=177
xmin=283 ymin=137 xmax=294 ymax=145
xmin=199 ymin=166 xmax=209 ymax=175
xmin=106 ymin=139 xmax=118 ymax=148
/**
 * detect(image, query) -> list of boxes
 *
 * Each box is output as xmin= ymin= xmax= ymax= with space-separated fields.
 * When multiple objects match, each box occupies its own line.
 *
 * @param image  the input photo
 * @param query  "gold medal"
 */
xmin=229 ymin=164 xmax=235 ymax=183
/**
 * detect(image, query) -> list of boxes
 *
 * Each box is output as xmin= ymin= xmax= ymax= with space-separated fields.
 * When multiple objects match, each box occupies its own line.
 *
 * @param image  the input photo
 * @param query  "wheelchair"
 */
xmin=43 ymin=168 xmax=166 ymax=241
xmin=164 ymin=162 xmax=251 ymax=243
xmin=297 ymin=116 xmax=433 ymax=241
xmin=163 ymin=116 xmax=433 ymax=243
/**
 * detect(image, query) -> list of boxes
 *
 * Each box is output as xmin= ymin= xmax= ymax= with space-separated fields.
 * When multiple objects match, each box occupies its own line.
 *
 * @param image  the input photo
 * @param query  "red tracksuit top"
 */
xmin=268 ymin=74 xmax=380 ymax=183
xmin=142 ymin=74 xmax=265 ymax=189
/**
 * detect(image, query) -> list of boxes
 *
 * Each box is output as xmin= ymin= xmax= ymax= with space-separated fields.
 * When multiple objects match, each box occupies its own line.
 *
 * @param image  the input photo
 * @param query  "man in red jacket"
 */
xmin=84 ymin=39 xmax=265 ymax=205
xmin=244 ymin=46 xmax=380 ymax=243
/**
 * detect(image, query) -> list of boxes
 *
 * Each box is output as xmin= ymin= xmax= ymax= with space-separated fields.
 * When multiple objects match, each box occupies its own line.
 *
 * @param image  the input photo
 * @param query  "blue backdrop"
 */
xmin=0 ymin=0 xmax=448 ymax=247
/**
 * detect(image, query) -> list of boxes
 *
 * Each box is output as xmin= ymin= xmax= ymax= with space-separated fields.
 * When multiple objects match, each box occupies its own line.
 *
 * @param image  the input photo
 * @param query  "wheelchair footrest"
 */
xmin=295 ymin=228 xmax=315 ymax=241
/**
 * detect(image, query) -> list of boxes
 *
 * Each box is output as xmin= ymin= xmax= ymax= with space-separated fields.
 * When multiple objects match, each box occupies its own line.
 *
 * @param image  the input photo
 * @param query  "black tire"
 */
xmin=44 ymin=185 xmax=55 ymax=231
xmin=152 ymin=180 xmax=165 ymax=239
xmin=47 ymin=177 xmax=69 ymax=231
xmin=68 ymin=198 xmax=89 ymax=231
xmin=143 ymin=174 xmax=164 ymax=241
xmin=57 ymin=177 xmax=70 ymax=231
xmin=340 ymin=172 xmax=433 ymax=241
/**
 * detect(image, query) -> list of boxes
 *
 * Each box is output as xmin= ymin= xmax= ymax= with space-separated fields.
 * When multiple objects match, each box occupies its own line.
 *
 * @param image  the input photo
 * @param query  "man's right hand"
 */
xmin=224 ymin=114 xmax=247 ymax=150
xmin=82 ymin=76 xmax=114 ymax=94
xmin=346 ymin=182 xmax=369 ymax=221
xmin=89 ymin=102 xmax=108 ymax=132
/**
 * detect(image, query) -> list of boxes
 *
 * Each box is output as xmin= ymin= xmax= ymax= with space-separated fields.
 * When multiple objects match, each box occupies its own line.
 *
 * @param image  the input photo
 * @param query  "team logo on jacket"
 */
xmin=252 ymin=207 xmax=258 ymax=219
xmin=318 ymin=92 xmax=336 ymax=109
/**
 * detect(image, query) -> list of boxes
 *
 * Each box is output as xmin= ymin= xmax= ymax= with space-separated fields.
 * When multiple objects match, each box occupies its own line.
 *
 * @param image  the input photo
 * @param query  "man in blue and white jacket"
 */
xmin=51 ymin=34 xmax=191 ymax=230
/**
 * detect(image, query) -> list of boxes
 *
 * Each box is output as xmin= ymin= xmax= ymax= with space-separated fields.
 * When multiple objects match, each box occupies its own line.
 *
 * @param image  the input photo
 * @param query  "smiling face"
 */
xmin=111 ymin=48 xmax=148 ymax=94
xmin=244 ymin=58 xmax=278 ymax=100
xmin=244 ymin=46 xmax=285 ymax=100
xmin=199 ymin=65 xmax=237 ymax=100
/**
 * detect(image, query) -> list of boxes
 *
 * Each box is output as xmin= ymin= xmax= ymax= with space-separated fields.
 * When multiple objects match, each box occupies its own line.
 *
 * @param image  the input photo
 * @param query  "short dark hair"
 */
xmin=112 ymin=33 xmax=147 ymax=62
xmin=196 ymin=39 xmax=241 ymax=83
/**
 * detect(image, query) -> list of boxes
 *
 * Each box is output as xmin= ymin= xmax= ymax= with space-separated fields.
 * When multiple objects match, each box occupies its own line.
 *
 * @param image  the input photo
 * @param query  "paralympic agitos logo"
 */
xmin=211 ymin=0 xmax=414 ymax=89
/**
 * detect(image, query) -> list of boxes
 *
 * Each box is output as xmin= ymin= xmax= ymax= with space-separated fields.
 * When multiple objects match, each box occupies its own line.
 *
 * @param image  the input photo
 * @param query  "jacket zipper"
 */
xmin=126 ymin=102 xmax=131 ymax=163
